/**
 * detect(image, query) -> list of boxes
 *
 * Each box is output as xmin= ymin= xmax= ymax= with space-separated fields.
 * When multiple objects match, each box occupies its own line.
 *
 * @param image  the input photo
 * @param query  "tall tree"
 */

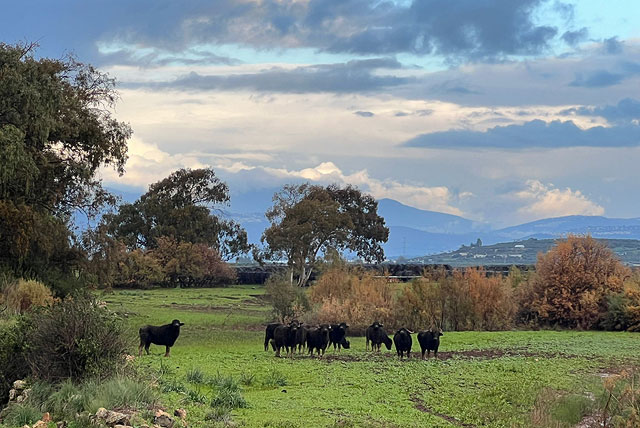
xmin=0 ymin=42 xmax=131 ymax=281
xmin=258 ymin=183 xmax=389 ymax=286
xmin=105 ymin=168 xmax=250 ymax=260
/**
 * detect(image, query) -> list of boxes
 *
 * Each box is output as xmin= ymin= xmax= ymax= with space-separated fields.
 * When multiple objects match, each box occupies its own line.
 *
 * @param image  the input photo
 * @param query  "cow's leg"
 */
xmin=138 ymin=343 xmax=144 ymax=357
xmin=145 ymin=343 xmax=151 ymax=355
xmin=421 ymin=349 xmax=426 ymax=360
xmin=164 ymin=346 xmax=170 ymax=357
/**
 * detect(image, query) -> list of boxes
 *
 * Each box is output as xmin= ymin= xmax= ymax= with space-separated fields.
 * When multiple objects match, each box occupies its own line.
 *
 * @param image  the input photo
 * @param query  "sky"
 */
xmin=3 ymin=0 xmax=640 ymax=227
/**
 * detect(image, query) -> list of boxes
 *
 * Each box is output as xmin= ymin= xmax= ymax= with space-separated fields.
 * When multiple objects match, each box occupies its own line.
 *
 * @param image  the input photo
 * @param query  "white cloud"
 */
xmin=513 ymin=179 xmax=605 ymax=221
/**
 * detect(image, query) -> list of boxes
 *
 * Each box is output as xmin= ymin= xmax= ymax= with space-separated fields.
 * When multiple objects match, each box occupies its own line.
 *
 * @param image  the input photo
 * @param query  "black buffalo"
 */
xmin=272 ymin=322 xmax=301 ymax=357
xmin=366 ymin=321 xmax=392 ymax=351
xmin=307 ymin=324 xmax=332 ymax=356
xmin=417 ymin=328 xmax=443 ymax=359
xmin=295 ymin=325 xmax=309 ymax=353
xmin=264 ymin=322 xmax=282 ymax=351
xmin=393 ymin=328 xmax=413 ymax=359
xmin=328 ymin=322 xmax=349 ymax=351
xmin=139 ymin=319 xmax=184 ymax=357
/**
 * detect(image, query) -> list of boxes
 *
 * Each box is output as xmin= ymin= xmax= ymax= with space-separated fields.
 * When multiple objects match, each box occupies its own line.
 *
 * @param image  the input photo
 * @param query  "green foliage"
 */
xmin=1 ymin=402 xmax=42 ymax=426
xmin=0 ymin=42 xmax=131 ymax=283
xmin=259 ymin=183 xmax=388 ymax=286
xmin=210 ymin=375 xmax=247 ymax=410
xmin=0 ymin=318 xmax=30 ymax=406
xmin=25 ymin=292 xmax=129 ymax=381
xmin=265 ymin=274 xmax=310 ymax=322
xmin=186 ymin=367 xmax=206 ymax=384
xmin=104 ymin=168 xmax=249 ymax=260
xmin=262 ymin=370 xmax=287 ymax=388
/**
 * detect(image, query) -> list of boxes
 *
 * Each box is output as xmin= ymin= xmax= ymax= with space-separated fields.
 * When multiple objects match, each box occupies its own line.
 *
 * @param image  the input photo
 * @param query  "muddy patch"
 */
xmin=410 ymin=394 xmax=476 ymax=427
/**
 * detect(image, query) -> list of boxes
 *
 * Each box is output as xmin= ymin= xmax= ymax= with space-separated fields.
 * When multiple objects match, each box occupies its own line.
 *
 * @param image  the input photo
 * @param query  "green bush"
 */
xmin=209 ymin=374 xmax=247 ymax=410
xmin=266 ymin=274 xmax=310 ymax=323
xmin=0 ymin=318 xmax=31 ymax=406
xmin=1 ymin=402 xmax=42 ymax=426
xmin=25 ymin=292 xmax=130 ymax=381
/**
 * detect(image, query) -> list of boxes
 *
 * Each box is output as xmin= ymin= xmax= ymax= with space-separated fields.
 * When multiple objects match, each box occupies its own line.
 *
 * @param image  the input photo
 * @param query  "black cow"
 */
xmin=417 ymin=328 xmax=443 ymax=359
xmin=264 ymin=322 xmax=282 ymax=351
xmin=338 ymin=336 xmax=350 ymax=349
xmin=329 ymin=322 xmax=349 ymax=351
xmin=139 ymin=319 xmax=184 ymax=357
xmin=294 ymin=325 xmax=308 ymax=353
xmin=366 ymin=321 xmax=392 ymax=351
xmin=272 ymin=322 xmax=300 ymax=357
xmin=307 ymin=324 xmax=332 ymax=356
xmin=393 ymin=328 xmax=413 ymax=359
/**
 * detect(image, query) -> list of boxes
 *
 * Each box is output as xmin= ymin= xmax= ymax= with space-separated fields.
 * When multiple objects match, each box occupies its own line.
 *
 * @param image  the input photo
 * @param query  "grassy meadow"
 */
xmin=103 ymin=286 xmax=640 ymax=427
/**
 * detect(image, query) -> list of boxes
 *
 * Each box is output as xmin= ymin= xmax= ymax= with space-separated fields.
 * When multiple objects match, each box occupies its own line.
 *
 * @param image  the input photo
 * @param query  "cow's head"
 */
xmin=172 ymin=319 xmax=185 ymax=327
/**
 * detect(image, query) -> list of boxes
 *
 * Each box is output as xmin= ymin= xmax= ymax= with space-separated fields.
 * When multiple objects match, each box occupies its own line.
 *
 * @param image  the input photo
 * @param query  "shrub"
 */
xmin=209 ymin=375 xmax=247 ymax=410
xmin=398 ymin=268 xmax=515 ymax=331
xmin=1 ymin=402 xmax=42 ymax=426
xmin=526 ymin=236 xmax=630 ymax=329
xmin=309 ymin=266 xmax=397 ymax=332
xmin=266 ymin=274 xmax=310 ymax=323
xmin=262 ymin=369 xmax=287 ymax=388
xmin=0 ymin=318 xmax=31 ymax=406
xmin=4 ymin=278 xmax=54 ymax=314
xmin=600 ymin=279 xmax=640 ymax=332
xmin=25 ymin=292 xmax=130 ymax=381
xmin=186 ymin=367 xmax=206 ymax=384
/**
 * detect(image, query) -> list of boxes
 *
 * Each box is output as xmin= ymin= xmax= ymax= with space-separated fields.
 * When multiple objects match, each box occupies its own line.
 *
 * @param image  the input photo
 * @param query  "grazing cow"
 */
xmin=264 ymin=322 xmax=282 ymax=351
xmin=307 ymin=324 xmax=332 ymax=356
xmin=393 ymin=328 xmax=413 ymax=359
xmin=295 ymin=324 xmax=308 ymax=353
xmin=272 ymin=322 xmax=300 ymax=357
xmin=329 ymin=322 xmax=349 ymax=351
xmin=338 ymin=336 xmax=350 ymax=349
xmin=139 ymin=319 xmax=184 ymax=357
xmin=366 ymin=322 xmax=392 ymax=351
xmin=417 ymin=328 xmax=443 ymax=359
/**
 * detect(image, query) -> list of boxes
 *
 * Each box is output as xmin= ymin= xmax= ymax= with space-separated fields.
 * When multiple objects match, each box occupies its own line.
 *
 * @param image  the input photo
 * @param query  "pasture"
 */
xmin=104 ymin=286 xmax=640 ymax=427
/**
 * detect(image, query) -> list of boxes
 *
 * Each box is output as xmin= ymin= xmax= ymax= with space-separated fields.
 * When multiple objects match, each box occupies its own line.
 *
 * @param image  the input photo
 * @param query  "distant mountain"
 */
xmin=410 ymin=237 xmax=640 ymax=266
xmin=491 ymin=215 xmax=640 ymax=242
xmin=377 ymin=198 xmax=483 ymax=234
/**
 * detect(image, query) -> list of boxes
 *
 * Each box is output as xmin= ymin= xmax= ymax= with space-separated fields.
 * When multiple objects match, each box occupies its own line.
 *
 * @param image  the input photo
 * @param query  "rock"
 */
xmin=105 ymin=411 xmax=130 ymax=426
xmin=21 ymin=425 xmax=30 ymax=428
xmin=94 ymin=408 xmax=109 ymax=419
xmin=16 ymin=388 xmax=30 ymax=403
xmin=174 ymin=409 xmax=186 ymax=419
xmin=42 ymin=412 xmax=51 ymax=422
xmin=56 ymin=422 xmax=67 ymax=428
xmin=8 ymin=389 xmax=16 ymax=401
xmin=13 ymin=380 xmax=27 ymax=390
xmin=114 ymin=425 xmax=133 ymax=428
xmin=153 ymin=409 xmax=175 ymax=428
xmin=32 ymin=421 xmax=48 ymax=428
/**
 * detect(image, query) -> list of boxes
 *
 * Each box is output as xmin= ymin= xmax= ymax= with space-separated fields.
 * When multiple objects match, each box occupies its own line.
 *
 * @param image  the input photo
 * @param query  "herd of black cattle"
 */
xmin=137 ymin=319 xmax=443 ymax=360
xmin=264 ymin=320 xmax=444 ymax=360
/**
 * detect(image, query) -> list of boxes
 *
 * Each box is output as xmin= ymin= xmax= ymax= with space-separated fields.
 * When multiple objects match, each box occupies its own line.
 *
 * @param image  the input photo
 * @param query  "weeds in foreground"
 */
xmin=186 ymin=367 xmax=206 ymax=384
xmin=600 ymin=369 xmax=640 ymax=427
xmin=262 ymin=369 xmax=287 ymax=388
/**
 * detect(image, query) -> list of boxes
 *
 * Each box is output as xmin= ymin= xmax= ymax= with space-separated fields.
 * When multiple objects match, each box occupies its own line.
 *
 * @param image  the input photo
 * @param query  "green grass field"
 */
xmin=102 ymin=286 xmax=640 ymax=427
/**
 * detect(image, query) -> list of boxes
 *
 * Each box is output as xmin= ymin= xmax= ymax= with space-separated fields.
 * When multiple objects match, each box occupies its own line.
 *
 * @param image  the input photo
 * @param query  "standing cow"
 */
xmin=138 ymin=319 xmax=184 ymax=357
xmin=307 ymin=324 xmax=332 ymax=356
xmin=295 ymin=324 xmax=309 ymax=353
xmin=329 ymin=322 xmax=349 ymax=351
xmin=417 ymin=328 xmax=443 ymax=359
xmin=393 ymin=328 xmax=413 ymax=359
xmin=272 ymin=322 xmax=301 ymax=357
xmin=264 ymin=322 xmax=282 ymax=351
xmin=366 ymin=321 xmax=392 ymax=351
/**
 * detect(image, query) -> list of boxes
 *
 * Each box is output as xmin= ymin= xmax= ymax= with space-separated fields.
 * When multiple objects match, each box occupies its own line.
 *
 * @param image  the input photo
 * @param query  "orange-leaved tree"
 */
xmin=526 ymin=235 xmax=630 ymax=329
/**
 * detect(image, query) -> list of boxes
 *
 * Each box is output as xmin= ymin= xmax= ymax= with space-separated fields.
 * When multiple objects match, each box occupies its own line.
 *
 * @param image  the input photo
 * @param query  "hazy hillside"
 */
xmin=410 ymin=238 xmax=640 ymax=266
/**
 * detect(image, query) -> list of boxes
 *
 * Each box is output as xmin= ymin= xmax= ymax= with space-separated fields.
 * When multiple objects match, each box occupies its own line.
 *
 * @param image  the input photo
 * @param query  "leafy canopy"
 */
xmin=0 ymin=42 xmax=131 ymax=283
xmin=104 ymin=167 xmax=250 ymax=260
xmin=259 ymin=183 xmax=389 ymax=286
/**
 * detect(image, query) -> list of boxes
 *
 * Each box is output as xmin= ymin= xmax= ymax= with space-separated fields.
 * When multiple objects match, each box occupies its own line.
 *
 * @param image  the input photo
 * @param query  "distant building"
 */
xmin=514 ymin=244 xmax=525 ymax=248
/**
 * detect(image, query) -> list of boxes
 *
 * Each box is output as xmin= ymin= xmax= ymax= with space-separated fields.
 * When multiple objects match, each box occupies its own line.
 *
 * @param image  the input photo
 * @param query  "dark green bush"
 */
xmin=25 ymin=292 xmax=130 ymax=381
xmin=0 ymin=318 xmax=31 ymax=406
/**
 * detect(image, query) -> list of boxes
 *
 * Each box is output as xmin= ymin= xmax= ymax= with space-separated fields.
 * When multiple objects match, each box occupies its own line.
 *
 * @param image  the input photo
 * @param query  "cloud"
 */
xmin=403 ymin=119 xmax=640 ymax=149
xmin=561 ymin=27 xmax=588 ymax=46
xmin=2 ymin=0 xmax=566 ymax=65
xmin=561 ymin=98 xmax=640 ymax=124
xmin=354 ymin=111 xmax=375 ymax=117
xmin=603 ymin=37 xmax=624 ymax=55
xmin=131 ymin=58 xmax=410 ymax=93
xmin=513 ymin=179 xmax=604 ymax=220
xmin=570 ymin=70 xmax=625 ymax=87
